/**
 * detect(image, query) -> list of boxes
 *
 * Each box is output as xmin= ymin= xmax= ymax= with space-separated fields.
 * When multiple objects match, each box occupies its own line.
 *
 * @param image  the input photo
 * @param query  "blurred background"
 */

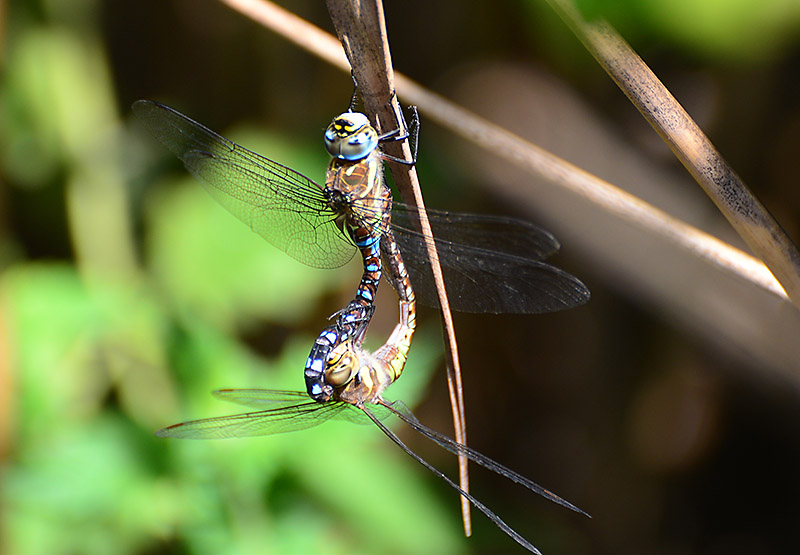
xmin=2 ymin=0 xmax=800 ymax=553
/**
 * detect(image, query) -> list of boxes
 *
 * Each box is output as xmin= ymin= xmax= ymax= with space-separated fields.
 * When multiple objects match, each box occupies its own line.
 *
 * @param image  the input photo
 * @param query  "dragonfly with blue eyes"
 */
xmin=139 ymin=100 xmax=590 ymax=552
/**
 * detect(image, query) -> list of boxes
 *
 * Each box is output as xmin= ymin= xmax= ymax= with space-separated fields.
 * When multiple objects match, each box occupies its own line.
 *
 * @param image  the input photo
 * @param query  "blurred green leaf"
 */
xmin=3 ymin=263 xmax=176 ymax=429
xmin=146 ymin=173 xmax=360 ymax=331
xmin=2 ymin=23 xmax=116 ymax=187
xmin=3 ymin=257 xmax=459 ymax=554
xmin=4 ymin=411 xmax=178 ymax=555
xmin=567 ymin=0 xmax=800 ymax=62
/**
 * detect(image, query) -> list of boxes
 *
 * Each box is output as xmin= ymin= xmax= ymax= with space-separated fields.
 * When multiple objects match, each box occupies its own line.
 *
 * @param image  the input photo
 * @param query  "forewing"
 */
xmin=133 ymin=100 xmax=355 ymax=269
xmin=213 ymin=389 xmax=313 ymax=409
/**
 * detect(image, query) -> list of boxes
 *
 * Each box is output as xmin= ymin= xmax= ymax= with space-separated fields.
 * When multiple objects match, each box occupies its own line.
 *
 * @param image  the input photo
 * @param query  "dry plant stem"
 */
xmin=546 ymin=0 xmax=800 ymax=309
xmin=220 ymin=0 xmax=349 ymax=68
xmin=323 ymin=0 xmax=471 ymax=534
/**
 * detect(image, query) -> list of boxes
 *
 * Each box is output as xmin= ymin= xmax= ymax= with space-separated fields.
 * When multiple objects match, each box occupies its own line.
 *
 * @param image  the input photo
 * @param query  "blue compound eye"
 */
xmin=323 ymin=112 xmax=379 ymax=161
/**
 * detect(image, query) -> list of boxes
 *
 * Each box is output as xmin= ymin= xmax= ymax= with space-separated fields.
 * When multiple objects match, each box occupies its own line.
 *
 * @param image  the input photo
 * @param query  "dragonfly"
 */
xmin=159 ymin=246 xmax=579 ymax=553
xmin=132 ymin=100 xmax=591 ymax=316
xmin=136 ymin=100 xmax=421 ymax=399
xmin=141 ymin=100 xmax=590 ymax=549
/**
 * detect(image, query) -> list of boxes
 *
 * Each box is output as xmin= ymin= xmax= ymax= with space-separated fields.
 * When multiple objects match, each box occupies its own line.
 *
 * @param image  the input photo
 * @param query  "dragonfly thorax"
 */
xmin=324 ymin=112 xmax=379 ymax=161
xmin=324 ymin=187 xmax=353 ymax=218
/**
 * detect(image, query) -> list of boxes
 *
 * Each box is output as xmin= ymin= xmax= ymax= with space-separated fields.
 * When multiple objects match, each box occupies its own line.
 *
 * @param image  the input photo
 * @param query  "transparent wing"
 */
xmin=381 ymin=400 xmax=589 ymax=516
xmin=392 ymin=205 xmax=561 ymax=260
xmin=133 ymin=100 xmax=356 ymax=269
xmin=212 ymin=389 xmax=392 ymax=426
xmin=156 ymin=393 xmax=349 ymax=439
xmin=361 ymin=404 xmax=547 ymax=554
xmin=212 ymin=389 xmax=314 ymax=409
xmin=389 ymin=205 xmax=591 ymax=314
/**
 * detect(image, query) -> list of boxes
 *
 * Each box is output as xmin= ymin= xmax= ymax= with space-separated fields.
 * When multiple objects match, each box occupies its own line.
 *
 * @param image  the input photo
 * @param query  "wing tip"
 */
xmin=154 ymin=425 xmax=176 ymax=438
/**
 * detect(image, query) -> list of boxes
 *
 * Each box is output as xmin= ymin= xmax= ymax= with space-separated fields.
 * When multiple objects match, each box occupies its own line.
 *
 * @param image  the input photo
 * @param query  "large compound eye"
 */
xmin=340 ymin=128 xmax=378 ymax=160
xmin=324 ymin=343 xmax=358 ymax=387
xmin=324 ymin=358 xmax=354 ymax=387
xmin=323 ymin=112 xmax=379 ymax=161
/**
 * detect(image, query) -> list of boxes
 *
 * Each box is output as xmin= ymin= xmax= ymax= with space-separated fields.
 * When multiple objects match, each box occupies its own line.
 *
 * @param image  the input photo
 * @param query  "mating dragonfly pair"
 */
xmin=134 ymin=98 xmax=590 ymax=553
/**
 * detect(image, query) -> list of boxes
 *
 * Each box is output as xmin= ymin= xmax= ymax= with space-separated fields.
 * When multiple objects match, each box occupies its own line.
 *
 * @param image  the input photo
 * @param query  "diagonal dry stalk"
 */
xmin=323 ymin=0 xmax=472 ymax=536
xmin=545 ymin=0 xmax=800 ymax=308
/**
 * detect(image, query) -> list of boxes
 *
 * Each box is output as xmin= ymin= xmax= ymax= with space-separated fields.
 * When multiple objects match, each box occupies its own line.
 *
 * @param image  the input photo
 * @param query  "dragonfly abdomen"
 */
xmin=373 ymin=229 xmax=416 ymax=385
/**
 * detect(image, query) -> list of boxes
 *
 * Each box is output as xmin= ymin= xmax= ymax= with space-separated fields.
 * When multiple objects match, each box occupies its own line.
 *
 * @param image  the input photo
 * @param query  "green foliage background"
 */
xmin=2 ymin=0 xmax=799 ymax=554
xmin=1 ymin=2 xmax=456 ymax=553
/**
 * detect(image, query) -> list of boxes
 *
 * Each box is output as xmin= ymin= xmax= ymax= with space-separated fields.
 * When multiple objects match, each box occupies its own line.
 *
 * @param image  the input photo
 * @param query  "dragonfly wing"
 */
xmin=133 ymin=100 xmax=356 ymax=269
xmin=212 ymin=389 xmax=391 ymax=426
xmin=212 ymin=389 xmax=314 ymax=409
xmin=392 ymin=205 xmax=561 ymax=261
xmin=361 ymin=404 xmax=545 ymax=553
xmin=381 ymin=401 xmax=589 ymax=517
xmin=389 ymin=205 xmax=588 ymax=313
xmin=156 ymin=399 xmax=348 ymax=439
xmin=390 ymin=230 xmax=590 ymax=314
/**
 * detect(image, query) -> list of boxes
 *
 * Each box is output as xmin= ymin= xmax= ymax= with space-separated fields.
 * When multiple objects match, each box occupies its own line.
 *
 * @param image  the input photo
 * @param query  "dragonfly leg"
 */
xmin=377 ymin=103 xmax=419 ymax=166
xmin=347 ymin=69 xmax=359 ymax=112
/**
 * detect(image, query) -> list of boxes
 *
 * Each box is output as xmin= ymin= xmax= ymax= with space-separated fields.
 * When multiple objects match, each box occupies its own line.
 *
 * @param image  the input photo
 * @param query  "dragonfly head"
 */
xmin=305 ymin=341 xmax=361 ymax=402
xmin=323 ymin=340 xmax=360 ymax=387
xmin=324 ymin=112 xmax=379 ymax=161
